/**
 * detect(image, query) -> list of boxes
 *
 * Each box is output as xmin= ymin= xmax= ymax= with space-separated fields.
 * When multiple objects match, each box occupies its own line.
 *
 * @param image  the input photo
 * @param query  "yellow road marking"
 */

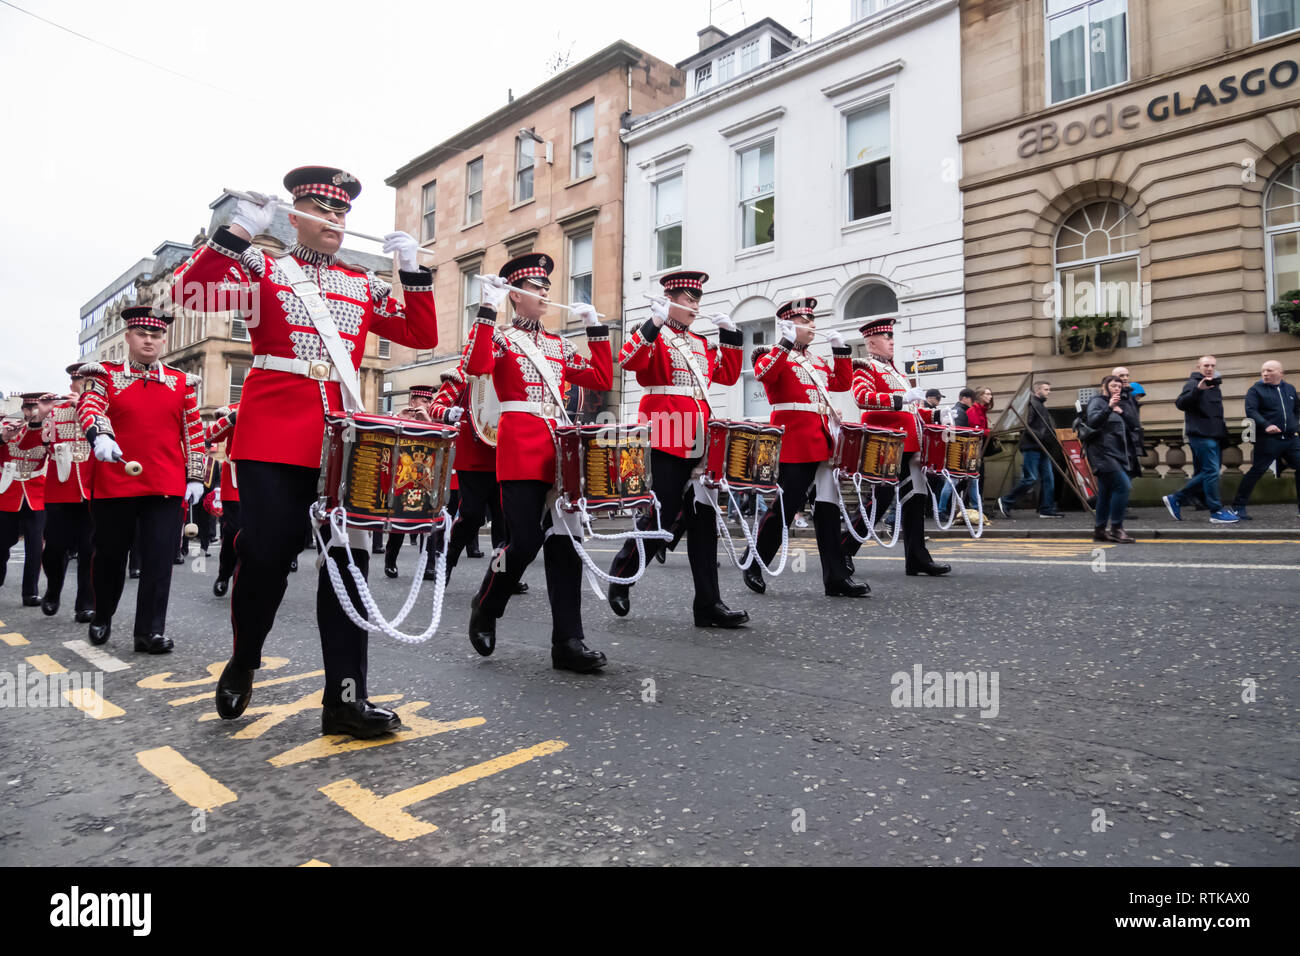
xmin=168 ymin=669 xmax=324 ymax=707
xmin=1 ymin=631 xmax=29 ymax=646
xmin=299 ymin=859 xmax=330 ymax=867
xmin=197 ymin=691 xmax=400 ymax=739
xmin=64 ymin=688 xmax=125 ymax=719
xmin=138 ymin=656 xmax=291 ymax=691
xmin=270 ymin=702 xmax=486 ymax=768
xmin=136 ymin=746 xmax=237 ymax=811
xmin=25 ymin=654 xmax=67 ymax=675
xmin=320 ymin=740 xmax=568 ymax=841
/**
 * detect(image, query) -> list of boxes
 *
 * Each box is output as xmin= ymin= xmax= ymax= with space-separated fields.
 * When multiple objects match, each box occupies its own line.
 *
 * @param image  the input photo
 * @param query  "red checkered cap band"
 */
xmin=859 ymin=317 xmax=895 ymax=336
xmin=507 ymin=266 xmax=550 ymax=285
xmin=662 ymin=277 xmax=703 ymax=292
xmin=292 ymin=183 xmax=352 ymax=205
xmin=127 ymin=315 xmax=170 ymax=331
xmin=409 ymin=387 xmax=436 ymax=398
xmin=786 ymin=307 xmax=814 ymax=318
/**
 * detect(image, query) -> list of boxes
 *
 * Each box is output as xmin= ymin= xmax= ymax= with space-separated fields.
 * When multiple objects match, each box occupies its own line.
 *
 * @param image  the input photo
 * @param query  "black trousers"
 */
xmin=447 ymin=472 xmax=505 ymax=571
xmin=609 ymin=449 xmax=722 ymax=609
xmin=841 ymin=452 xmax=935 ymax=572
xmin=1233 ymin=434 xmax=1300 ymax=509
xmin=0 ymin=502 xmax=45 ymax=599
xmin=753 ymin=460 xmax=853 ymax=587
xmin=41 ymin=501 xmax=92 ymax=612
xmin=89 ymin=495 xmax=183 ymax=636
xmin=231 ymin=460 xmax=374 ymax=707
xmin=474 ymin=479 xmax=583 ymax=644
xmin=217 ymin=500 xmax=241 ymax=582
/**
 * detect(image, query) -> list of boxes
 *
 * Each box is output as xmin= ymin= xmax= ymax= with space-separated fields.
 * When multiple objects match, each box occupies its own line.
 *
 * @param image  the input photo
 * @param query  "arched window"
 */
xmin=1054 ymin=200 xmax=1143 ymax=347
xmin=845 ymin=283 xmax=898 ymax=323
xmin=1266 ymin=162 xmax=1300 ymax=333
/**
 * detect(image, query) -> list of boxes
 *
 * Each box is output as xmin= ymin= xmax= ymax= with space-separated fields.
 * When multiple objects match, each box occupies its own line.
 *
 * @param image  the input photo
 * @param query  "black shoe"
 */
xmin=468 ymin=598 xmax=496 ymax=656
xmin=321 ymin=700 xmax=398 ymax=739
xmin=128 ymin=569 xmax=140 ymax=579
xmin=608 ymin=582 xmax=630 ymax=617
xmin=741 ymin=551 xmax=766 ymax=594
xmin=384 ymin=563 xmax=399 ymax=579
xmin=512 ymin=580 xmax=529 ymax=594
xmin=551 ymin=637 xmax=607 ymax=673
xmin=1232 ymin=506 xmax=1251 ymax=520
xmin=654 ymin=547 xmax=666 ymax=564
xmin=173 ymin=554 xmax=186 ymax=565
xmin=40 ymin=596 xmax=58 ymax=616
xmin=215 ymin=659 xmax=254 ymax=719
xmin=423 ymin=566 xmax=439 ymax=581
xmin=466 ymin=544 xmax=484 ymax=559
xmin=74 ymin=609 xmax=94 ymax=624
xmin=1037 ymin=511 xmax=1065 ymax=519
xmin=134 ymin=633 xmax=174 ymax=654
xmin=88 ymin=617 xmax=111 ymax=645
xmin=825 ymin=578 xmax=870 ymax=598
xmin=22 ymin=595 xmax=40 ymax=607
xmin=906 ymin=561 xmax=952 ymax=576
xmin=693 ymin=602 xmax=749 ymax=628
xmin=213 ymin=577 xmax=229 ymax=597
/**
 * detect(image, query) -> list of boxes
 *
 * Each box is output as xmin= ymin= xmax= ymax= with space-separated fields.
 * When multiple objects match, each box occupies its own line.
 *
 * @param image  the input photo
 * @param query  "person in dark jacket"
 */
xmin=1085 ymin=375 xmax=1136 ymax=543
xmin=938 ymin=388 xmax=977 ymax=516
xmin=1162 ymin=356 xmax=1239 ymax=523
xmin=1231 ymin=360 xmax=1300 ymax=519
xmin=1112 ymin=367 xmax=1145 ymax=480
xmin=998 ymin=381 xmax=1062 ymax=517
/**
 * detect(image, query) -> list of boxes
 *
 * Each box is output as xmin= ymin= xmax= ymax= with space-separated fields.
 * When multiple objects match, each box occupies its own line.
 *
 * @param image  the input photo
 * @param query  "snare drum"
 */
xmin=703 ymin=420 xmax=783 ymax=492
xmin=833 ymin=423 xmax=905 ymax=484
xmin=920 ymin=423 xmax=983 ymax=478
xmin=318 ymin=412 xmax=459 ymax=533
xmin=555 ymin=424 xmax=653 ymax=513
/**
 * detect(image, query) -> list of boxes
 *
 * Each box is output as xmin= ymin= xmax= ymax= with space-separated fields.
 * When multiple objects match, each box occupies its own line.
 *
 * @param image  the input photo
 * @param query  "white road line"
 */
xmin=61 ymin=640 xmax=131 ymax=672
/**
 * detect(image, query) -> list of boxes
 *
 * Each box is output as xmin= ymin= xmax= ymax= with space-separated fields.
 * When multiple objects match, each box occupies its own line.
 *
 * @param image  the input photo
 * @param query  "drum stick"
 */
xmin=111 ymin=456 xmax=144 ymax=476
xmin=475 ymin=275 xmax=605 ymax=319
xmin=222 ymin=188 xmax=436 ymax=260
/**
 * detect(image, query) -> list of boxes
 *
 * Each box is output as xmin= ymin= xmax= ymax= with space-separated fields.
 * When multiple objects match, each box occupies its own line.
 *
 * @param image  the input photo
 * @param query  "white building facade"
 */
xmin=620 ymin=0 xmax=963 ymax=422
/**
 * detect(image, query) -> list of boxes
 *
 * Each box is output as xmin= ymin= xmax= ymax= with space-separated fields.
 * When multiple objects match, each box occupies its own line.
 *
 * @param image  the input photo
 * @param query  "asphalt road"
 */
xmin=1 ymin=531 xmax=1296 ymax=866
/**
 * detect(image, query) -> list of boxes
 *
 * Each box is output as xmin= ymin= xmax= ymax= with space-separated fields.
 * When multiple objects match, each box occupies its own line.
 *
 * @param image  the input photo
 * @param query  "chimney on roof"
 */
xmin=697 ymin=24 xmax=727 ymax=51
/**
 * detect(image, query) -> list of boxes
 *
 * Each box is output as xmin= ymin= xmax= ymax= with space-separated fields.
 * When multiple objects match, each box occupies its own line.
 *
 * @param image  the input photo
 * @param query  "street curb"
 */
xmin=588 ymin=520 xmax=1300 ymax=540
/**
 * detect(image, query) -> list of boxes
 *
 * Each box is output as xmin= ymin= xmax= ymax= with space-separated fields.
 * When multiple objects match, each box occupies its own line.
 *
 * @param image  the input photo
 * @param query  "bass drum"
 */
xmin=468 ymin=374 xmax=500 ymax=447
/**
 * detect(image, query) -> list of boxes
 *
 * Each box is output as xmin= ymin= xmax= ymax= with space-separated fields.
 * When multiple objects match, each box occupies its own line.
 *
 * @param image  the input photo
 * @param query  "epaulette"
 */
xmin=186 ymin=373 xmax=202 ymax=387
xmin=851 ymin=358 xmax=873 ymax=371
xmin=440 ymin=367 xmax=465 ymax=385
xmin=78 ymin=362 xmax=108 ymax=378
xmin=751 ymin=346 xmax=771 ymax=366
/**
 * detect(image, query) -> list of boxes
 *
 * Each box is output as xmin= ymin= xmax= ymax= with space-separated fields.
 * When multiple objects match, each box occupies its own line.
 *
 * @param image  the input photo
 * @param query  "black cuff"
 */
xmin=585 ymin=325 xmax=610 ymax=340
xmin=892 ymin=395 xmax=904 ymax=412
xmin=639 ymin=319 xmax=661 ymax=343
xmin=476 ymin=305 xmax=498 ymax=321
xmin=718 ymin=327 xmax=744 ymax=348
xmin=776 ymin=337 xmax=795 ymax=352
xmin=211 ymin=225 xmax=252 ymax=255
xmin=832 ymin=346 xmax=852 ymax=356
xmin=26 ymin=422 xmax=41 ymax=431
xmin=84 ymin=425 xmax=102 ymax=444
xmin=399 ymin=267 xmax=434 ymax=290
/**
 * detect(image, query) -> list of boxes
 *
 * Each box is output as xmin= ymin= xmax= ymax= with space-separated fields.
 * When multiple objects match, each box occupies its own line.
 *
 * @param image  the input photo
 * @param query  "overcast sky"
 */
xmin=0 ymin=0 xmax=852 ymax=393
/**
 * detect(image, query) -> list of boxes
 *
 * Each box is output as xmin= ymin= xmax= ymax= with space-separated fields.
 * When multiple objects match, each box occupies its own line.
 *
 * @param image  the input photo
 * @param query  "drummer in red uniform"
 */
xmin=38 ymin=365 xmax=96 ymax=621
xmin=465 ymin=253 xmax=612 ymax=672
xmin=204 ymin=402 xmax=240 ymax=596
xmin=171 ymin=165 xmax=438 ymax=738
xmin=842 ymin=315 xmax=951 ymax=577
xmin=743 ymin=298 xmax=868 ymax=598
xmin=606 ymin=270 xmax=748 ymax=627
xmin=77 ymin=307 xmax=206 ymax=651
xmin=0 ymin=393 xmax=51 ymax=607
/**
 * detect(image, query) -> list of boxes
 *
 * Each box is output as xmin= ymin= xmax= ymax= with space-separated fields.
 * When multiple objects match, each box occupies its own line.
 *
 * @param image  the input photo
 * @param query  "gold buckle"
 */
xmin=309 ymin=361 xmax=331 ymax=381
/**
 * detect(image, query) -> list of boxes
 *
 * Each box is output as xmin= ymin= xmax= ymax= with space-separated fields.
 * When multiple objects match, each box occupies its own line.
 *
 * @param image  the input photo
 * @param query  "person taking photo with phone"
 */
xmin=1163 ymin=355 xmax=1238 ymax=524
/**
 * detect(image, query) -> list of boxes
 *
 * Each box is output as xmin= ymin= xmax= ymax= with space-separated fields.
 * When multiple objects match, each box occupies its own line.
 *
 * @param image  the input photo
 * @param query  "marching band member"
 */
xmin=606 ymin=270 xmax=748 ymax=628
xmin=743 ymin=299 xmax=868 ymax=598
xmin=204 ymin=402 xmax=240 ymax=596
xmin=38 ymin=366 xmax=95 ymax=621
xmin=172 ymin=165 xmax=437 ymax=739
xmin=0 ymin=393 xmax=50 ymax=607
xmin=465 ymin=253 xmax=612 ymax=672
xmin=77 ymin=307 xmax=206 ymax=651
xmin=841 ymin=316 xmax=951 ymax=577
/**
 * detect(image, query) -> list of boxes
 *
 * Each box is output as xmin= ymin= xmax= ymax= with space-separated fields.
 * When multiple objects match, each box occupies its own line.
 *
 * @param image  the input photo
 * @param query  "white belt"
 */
xmin=499 ymin=400 xmax=563 ymax=419
xmin=252 ymin=353 xmax=343 ymax=382
xmin=771 ymin=402 xmax=830 ymax=414
xmin=644 ymin=385 xmax=707 ymax=399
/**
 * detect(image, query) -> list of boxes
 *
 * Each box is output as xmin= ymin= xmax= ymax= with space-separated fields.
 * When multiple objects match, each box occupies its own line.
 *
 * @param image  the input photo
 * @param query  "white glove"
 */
xmin=827 ymin=329 xmax=846 ymax=349
xmin=93 ymin=434 xmax=123 ymax=462
xmin=185 ymin=481 xmax=204 ymax=506
xmin=939 ymin=408 xmax=955 ymax=427
xmin=382 ymin=231 xmax=420 ymax=272
xmin=480 ymin=275 xmax=509 ymax=312
xmin=230 ymin=192 xmax=278 ymax=238
xmin=572 ymin=303 xmax=601 ymax=329
xmin=713 ymin=313 xmax=737 ymax=333
xmin=444 ymin=406 xmax=464 ymax=423
xmin=648 ymin=296 xmax=669 ymax=327
xmin=777 ymin=319 xmax=796 ymax=344
xmin=902 ymin=386 xmax=927 ymax=404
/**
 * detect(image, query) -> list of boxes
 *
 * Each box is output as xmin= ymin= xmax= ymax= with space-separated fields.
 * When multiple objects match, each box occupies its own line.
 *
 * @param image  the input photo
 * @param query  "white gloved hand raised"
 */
xmin=572 ymin=303 xmax=602 ymax=329
xmin=230 ymin=192 xmax=279 ymax=239
xmin=479 ymin=275 xmax=509 ymax=312
xmin=777 ymin=319 xmax=797 ymax=344
xmin=712 ymin=313 xmax=737 ymax=332
xmin=382 ymin=231 xmax=420 ymax=272
xmin=185 ymin=481 xmax=204 ymax=506
xmin=826 ymin=329 xmax=847 ymax=349
xmin=648 ymin=296 xmax=669 ymax=327
xmin=444 ymin=405 xmax=465 ymax=423
xmin=902 ymin=386 xmax=927 ymax=404
xmin=93 ymin=434 xmax=123 ymax=462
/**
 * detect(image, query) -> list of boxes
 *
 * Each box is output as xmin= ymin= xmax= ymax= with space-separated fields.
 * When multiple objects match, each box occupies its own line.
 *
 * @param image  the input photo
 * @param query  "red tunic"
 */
xmin=466 ymin=313 xmax=611 ymax=483
xmin=170 ymin=227 xmax=438 ymax=468
xmin=851 ymin=356 xmax=935 ymax=453
xmin=753 ymin=340 xmax=853 ymax=463
xmin=205 ymin=403 xmax=240 ymax=503
xmin=41 ymin=399 xmax=90 ymax=504
xmin=76 ymin=360 xmax=205 ymax=499
xmin=430 ymin=330 xmax=496 ymax=474
xmin=0 ymin=425 xmax=47 ymax=512
xmin=618 ymin=318 xmax=744 ymax=458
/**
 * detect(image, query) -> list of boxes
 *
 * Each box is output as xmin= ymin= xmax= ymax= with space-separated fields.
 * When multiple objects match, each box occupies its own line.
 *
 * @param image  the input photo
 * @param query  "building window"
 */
xmin=231 ymin=317 xmax=250 ymax=341
xmin=1054 ymin=200 xmax=1142 ymax=348
xmin=421 ymin=181 xmax=437 ymax=242
xmin=515 ymin=135 xmax=535 ymax=204
xmin=695 ymin=63 xmax=712 ymax=94
xmin=1265 ymin=161 xmax=1300 ymax=332
xmin=716 ymin=51 xmax=735 ymax=84
xmin=462 ymin=267 xmax=481 ymax=335
xmin=845 ymin=283 xmax=899 ymax=325
xmin=465 ymin=158 xmax=483 ymax=224
xmin=228 ymin=364 xmax=248 ymax=403
xmin=1047 ymin=0 xmax=1128 ymax=105
xmin=740 ymin=40 xmax=759 ymax=72
xmin=846 ymin=102 xmax=891 ymax=221
xmin=855 ymin=0 xmax=903 ymax=18
xmin=377 ymin=338 xmax=391 ymax=359
xmin=571 ymin=101 xmax=595 ymax=179
xmin=654 ymin=174 xmax=683 ymax=271
xmin=738 ymin=141 xmax=775 ymax=250
xmin=569 ymin=232 xmax=593 ymax=308
xmin=741 ymin=318 xmax=775 ymax=419
xmin=1257 ymin=0 xmax=1300 ymax=39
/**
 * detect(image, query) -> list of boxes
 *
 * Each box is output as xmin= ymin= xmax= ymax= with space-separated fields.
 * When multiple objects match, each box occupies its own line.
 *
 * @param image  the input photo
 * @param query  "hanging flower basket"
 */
xmin=1089 ymin=315 xmax=1127 ymax=355
xmin=1057 ymin=317 xmax=1093 ymax=357
xmin=1271 ymin=291 xmax=1300 ymax=337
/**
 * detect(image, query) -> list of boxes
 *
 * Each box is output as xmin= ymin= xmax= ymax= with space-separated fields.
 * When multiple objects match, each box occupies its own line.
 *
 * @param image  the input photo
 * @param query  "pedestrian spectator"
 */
xmin=938 ymin=387 xmax=981 ymax=516
xmin=1231 ymin=360 xmax=1300 ymax=520
xmin=1111 ymin=366 xmax=1145 ymax=480
xmin=997 ymin=381 xmax=1063 ymax=518
xmin=969 ymin=386 xmax=993 ymax=515
xmin=1162 ymin=355 xmax=1238 ymax=523
xmin=1084 ymin=375 xmax=1137 ymax=543
xmin=924 ymin=388 xmax=943 ymax=409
